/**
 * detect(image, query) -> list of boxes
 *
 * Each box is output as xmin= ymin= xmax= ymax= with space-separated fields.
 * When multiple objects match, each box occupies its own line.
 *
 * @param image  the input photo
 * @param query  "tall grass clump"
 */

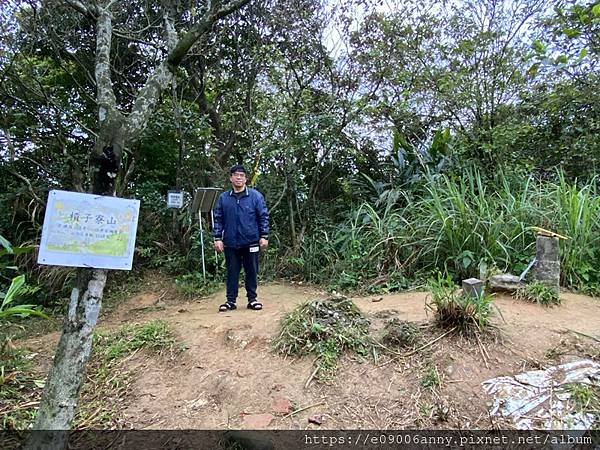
xmin=292 ymin=200 xmax=414 ymax=292
xmin=411 ymin=168 xmax=539 ymax=280
xmin=276 ymin=167 xmax=600 ymax=294
xmin=331 ymin=201 xmax=412 ymax=287
xmin=381 ymin=169 xmax=600 ymax=291
xmin=426 ymin=273 xmax=495 ymax=335
xmin=273 ymin=221 xmax=342 ymax=286
xmin=550 ymin=174 xmax=600 ymax=287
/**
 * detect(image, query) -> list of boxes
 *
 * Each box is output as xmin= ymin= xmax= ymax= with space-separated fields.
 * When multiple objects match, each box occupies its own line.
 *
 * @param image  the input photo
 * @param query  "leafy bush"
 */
xmin=0 ymin=236 xmax=48 ymax=320
xmin=0 ymin=275 xmax=48 ymax=320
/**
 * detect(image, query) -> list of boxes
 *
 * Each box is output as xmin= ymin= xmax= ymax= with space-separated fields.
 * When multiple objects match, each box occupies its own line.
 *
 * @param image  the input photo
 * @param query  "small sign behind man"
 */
xmin=167 ymin=190 xmax=184 ymax=209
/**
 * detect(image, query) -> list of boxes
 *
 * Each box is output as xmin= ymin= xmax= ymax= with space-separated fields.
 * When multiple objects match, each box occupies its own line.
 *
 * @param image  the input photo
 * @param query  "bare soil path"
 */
xmin=21 ymin=275 xmax=600 ymax=430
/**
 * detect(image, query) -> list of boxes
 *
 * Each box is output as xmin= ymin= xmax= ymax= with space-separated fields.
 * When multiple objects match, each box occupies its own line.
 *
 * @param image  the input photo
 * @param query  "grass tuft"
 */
xmin=0 ymin=339 xmax=43 ymax=430
xmin=421 ymin=366 xmax=442 ymax=390
xmin=426 ymin=273 xmax=495 ymax=335
xmin=514 ymin=282 xmax=561 ymax=306
xmin=381 ymin=319 xmax=421 ymax=349
xmin=76 ymin=320 xmax=180 ymax=429
xmin=93 ymin=320 xmax=177 ymax=361
xmin=273 ymin=296 xmax=372 ymax=381
xmin=175 ymin=272 xmax=223 ymax=298
xmin=564 ymin=383 xmax=600 ymax=428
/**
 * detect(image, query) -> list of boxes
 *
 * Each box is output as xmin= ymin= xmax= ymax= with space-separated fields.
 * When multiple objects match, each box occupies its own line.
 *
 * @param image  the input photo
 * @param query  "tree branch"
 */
xmin=112 ymin=30 xmax=162 ymax=50
xmin=95 ymin=7 xmax=118 ymax=121
xmin=7 ymin=170 xmax=44 ymax=206
xmin=167 ymin=0 xmax=252 ymax=67
xmin=64 ymin=0 xmax=98 ymax=19
xmin=163 ymin=2 xmax=178 ymax=53
xmin=125 ymin=0 xmax=252 ymax=141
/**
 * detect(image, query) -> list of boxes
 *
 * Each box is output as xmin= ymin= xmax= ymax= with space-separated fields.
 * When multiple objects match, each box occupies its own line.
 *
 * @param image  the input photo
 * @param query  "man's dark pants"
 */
xmin=224 ymin=246 xmax=259 ymax=304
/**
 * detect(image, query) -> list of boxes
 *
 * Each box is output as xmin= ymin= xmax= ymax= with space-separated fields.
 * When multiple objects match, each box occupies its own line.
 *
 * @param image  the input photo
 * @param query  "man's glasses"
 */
xmin=232 ymin=173 xmax=246 ymax=178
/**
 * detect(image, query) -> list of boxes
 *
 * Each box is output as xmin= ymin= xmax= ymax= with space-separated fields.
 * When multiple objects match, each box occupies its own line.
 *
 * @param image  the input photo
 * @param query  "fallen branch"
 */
xmin=377 ymin=327 xmax=457 ymax=367
xmin=304 ymin=364 xmax=320 ymax=389
xmin=567 ymin=329 xmax=600 ymax=343
xmin=477 ymin=334 xmax=490 ymax=370
xmin=281 ymin=401 xmax=326 ymax=421
xmin=76 ymin=404 xmax=104 ymax=429
xmin=1 ymin=401 xmax=40 ymax=415
xmin=118 ymin=347 xmax=142 ymax=366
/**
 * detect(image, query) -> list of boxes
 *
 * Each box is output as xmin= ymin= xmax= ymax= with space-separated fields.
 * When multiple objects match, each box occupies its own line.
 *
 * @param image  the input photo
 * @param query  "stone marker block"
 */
xmin=462 ymin=278 xmax=484 ymax=298
xmin=534 ymin=235 xmax=560 ymax=290
xmin=489 ymin=274 xmax=524 ymax=292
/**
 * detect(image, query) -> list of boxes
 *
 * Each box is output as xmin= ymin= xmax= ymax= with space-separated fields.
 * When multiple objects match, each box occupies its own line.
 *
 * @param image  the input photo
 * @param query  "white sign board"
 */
xmin=38 ymin=190 xmax=140 ymax=270
xmin=167 ymin=190 xmax=184 ymax=209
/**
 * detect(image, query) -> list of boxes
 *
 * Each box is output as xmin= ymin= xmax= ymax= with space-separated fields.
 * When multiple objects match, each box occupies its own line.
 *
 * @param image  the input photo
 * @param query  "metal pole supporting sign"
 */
xmin=191 ymin=188 xmax=222 ymax=278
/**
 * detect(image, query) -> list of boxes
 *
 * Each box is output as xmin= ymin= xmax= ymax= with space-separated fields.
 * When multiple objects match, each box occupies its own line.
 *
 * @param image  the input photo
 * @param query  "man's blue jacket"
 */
xmin=212 ymin=187 xmax=269 ymax=248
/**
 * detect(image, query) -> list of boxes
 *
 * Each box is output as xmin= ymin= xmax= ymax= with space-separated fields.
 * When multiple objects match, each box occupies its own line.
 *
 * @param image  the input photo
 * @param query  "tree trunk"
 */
xmin=285 ymin=167 xmax=297 ymax=247
xmin=25 ymin=270 xmax=107 ymax=449
xmin=4 ymin=127 xmax=15 ymax=162
xmin=27 ymin=109 xmax=125 ymax=449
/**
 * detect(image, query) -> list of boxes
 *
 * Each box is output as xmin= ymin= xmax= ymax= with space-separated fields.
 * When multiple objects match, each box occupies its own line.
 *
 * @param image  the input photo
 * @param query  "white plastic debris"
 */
xmin=483 ymin=359 xmax=600 ymax=429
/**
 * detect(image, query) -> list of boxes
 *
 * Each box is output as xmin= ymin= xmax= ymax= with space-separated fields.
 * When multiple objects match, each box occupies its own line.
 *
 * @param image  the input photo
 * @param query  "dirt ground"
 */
xmin=20 ymin=274 xmax=600 ymax=430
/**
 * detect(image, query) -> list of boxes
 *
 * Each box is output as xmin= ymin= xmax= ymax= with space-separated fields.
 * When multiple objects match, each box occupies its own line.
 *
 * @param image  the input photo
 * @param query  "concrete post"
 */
xmin=533 ymin=235 xmax=560 ymax=290
xmin=462 ymin=278 xmax=484 ymax=298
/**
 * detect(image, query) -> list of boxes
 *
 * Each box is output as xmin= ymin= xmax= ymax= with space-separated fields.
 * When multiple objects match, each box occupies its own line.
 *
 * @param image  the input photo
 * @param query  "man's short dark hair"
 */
xmin=230 ymin=164 xmax=247 ymax=175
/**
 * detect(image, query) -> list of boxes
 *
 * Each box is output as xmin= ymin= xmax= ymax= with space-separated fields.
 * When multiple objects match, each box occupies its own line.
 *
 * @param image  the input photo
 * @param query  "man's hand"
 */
xmin=259 ymin=238 xmax=268 ymax=251
xmin=214 ymin=240 xmax=224 ymax=253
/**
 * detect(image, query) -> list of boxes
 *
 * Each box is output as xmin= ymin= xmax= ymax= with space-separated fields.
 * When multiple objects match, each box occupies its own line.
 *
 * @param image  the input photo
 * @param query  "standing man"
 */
xmin=213 ymin=164 xmax=269 ymax=312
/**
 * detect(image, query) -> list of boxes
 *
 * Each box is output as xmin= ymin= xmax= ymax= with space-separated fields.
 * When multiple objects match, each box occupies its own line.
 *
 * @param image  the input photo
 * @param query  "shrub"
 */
xmin=0 ymin=275 xmax=48 ymax=320
xmin=175 ymin=272 xmax=222 ymax=298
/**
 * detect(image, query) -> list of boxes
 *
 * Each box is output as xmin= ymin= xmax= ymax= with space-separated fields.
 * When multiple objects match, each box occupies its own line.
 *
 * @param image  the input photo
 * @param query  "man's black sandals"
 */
xmin=218 ymin=302 xmax=237 ymax=312
xmin=247 ymin=301 xmax=263 ymax=310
